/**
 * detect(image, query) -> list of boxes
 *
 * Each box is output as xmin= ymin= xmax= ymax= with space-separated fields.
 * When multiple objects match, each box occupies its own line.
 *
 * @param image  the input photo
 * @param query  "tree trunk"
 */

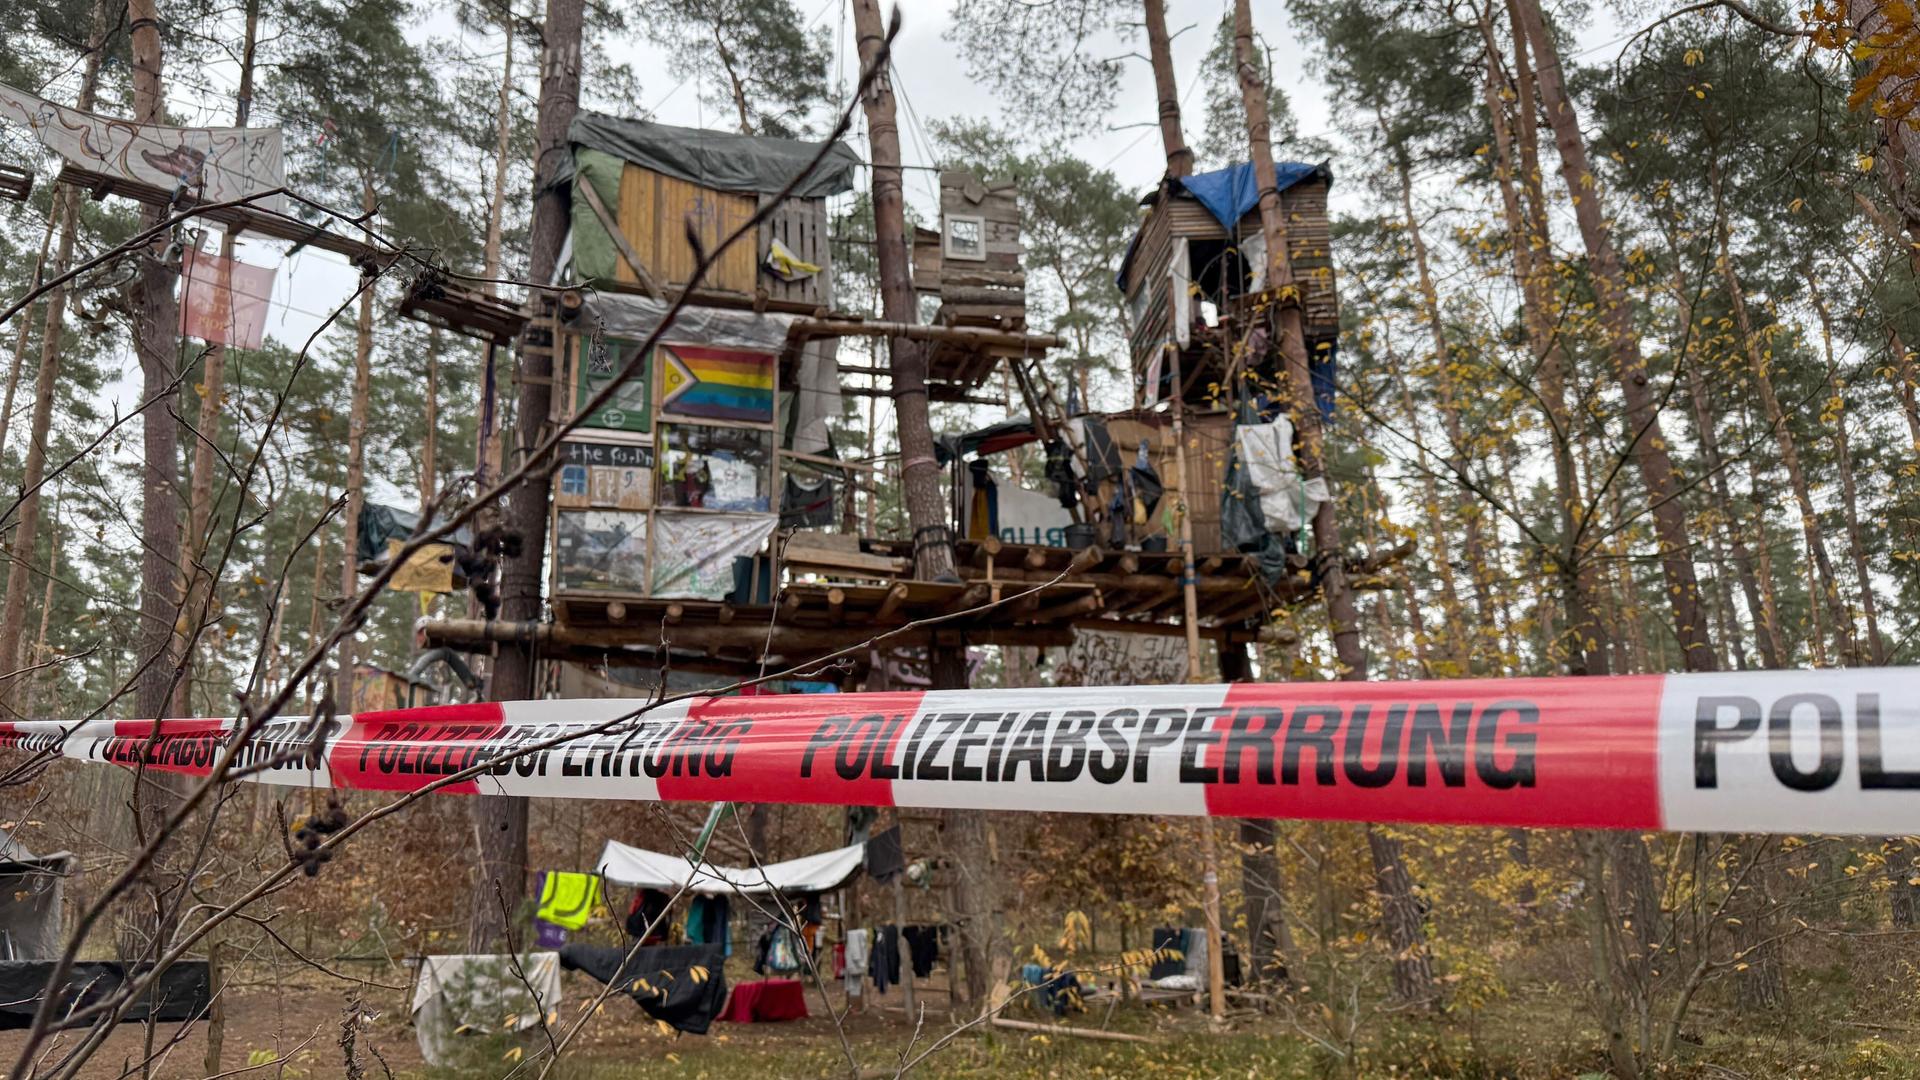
xmin=1680 ymin=343 xmax=1782 ymax=669
xmin=177 ymin=0 xmax=261 ymax=717
xmin=125 ymin=0 xmax=189 ymax=965
xmin=0 ymin=6 xmax=108 ymax=700
xmin=853 ymin=0 xmax=955 ymax=586
xmin=0 ymin=208 xmax=59 ymax=464
xmin=1143 ymin=0 xmax=1192 ymax=179
xmin=1709 ymin=169 xmax=1855 ymax=664
xmin=1514 ymin=0 xmax=1716 ymax=673
xmin=1479 ymin=11 xmax=1607 ymax=674
xmin=1383 ymin=337 xmax=1468 ymax=667
xmin=129 ymin=0 xmax=187 ymax=722
xmin=1238 ymin=818 xmax=1293 ymax=983
xmin=19 ymin=495 xmax=60 ymax=715
xmin=1238 ymin=0 xmax=1434 ymax=1007
xmin=470 ymin=0 xmax=585 ymax=952
xmin=1387 ymin=132 xmax=1495 ymax=655
xmin=1366 ymin=825 xmax=1436 ymax=1009
xmin=1804 ymin=268 xmax=1887 ymax=664
xmin=422 ymin=326 xmax=440 ymax=512
xmin=335 ymin=178 xmax=378 ymax=705
xmin=853 ymin=0 xmax=990 ymax=1008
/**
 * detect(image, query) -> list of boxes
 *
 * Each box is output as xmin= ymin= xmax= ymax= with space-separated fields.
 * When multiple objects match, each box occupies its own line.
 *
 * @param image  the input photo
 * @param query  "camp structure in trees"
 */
xmin=413 ymin=113 xmax=1389 ymax=687
xmin=1118 ymin=161 xmax=1339 ymax=406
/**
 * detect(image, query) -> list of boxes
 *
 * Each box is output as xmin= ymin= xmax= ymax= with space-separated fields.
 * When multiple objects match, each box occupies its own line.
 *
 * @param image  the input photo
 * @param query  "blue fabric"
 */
xmin=1177 ymin=162 xmax=1321 ymax=232
xmin=1114 ymin=161 xmax=1325 ymax=291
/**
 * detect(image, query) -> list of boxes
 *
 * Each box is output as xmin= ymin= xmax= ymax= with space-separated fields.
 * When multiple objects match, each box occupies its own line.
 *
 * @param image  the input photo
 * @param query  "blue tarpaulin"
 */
xmin=1176 ymin=161 xmax=1321 ymax=232
xmin=1116 ymin=161 xmax=1328 ymax=291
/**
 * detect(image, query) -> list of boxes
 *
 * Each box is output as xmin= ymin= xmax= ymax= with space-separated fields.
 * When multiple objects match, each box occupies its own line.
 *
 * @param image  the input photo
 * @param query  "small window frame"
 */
xmin=943 ymin=213 xmax=986 ymax=262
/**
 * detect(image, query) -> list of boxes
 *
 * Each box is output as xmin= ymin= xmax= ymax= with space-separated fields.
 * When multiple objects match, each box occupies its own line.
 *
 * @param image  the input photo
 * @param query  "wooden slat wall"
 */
xmin=1123 ymin=175 xmax=1341 ymax=372
xmin=615 ymin=164 xmax=757 ymax=296
xmin=758 ymin=194 xmax=833 ymax=306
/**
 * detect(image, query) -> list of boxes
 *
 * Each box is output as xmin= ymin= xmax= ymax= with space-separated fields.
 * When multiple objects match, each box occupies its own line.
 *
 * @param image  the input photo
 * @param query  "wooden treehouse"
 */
xmin=1119 ymin=162 xmax=1339 ymax=409
xmin=416 ymin=121 xmax=1400 ymax=689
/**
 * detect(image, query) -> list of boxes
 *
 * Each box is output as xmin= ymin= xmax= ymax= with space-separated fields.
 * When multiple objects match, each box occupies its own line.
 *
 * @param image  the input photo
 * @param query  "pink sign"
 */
xmin=179 ymin=246 xmax=275 ymax=350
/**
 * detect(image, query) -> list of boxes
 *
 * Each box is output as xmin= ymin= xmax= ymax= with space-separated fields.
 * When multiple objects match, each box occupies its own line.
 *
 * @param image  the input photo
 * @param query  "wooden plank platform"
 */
xmin=56 ymin=164 xmax=378 ymax=260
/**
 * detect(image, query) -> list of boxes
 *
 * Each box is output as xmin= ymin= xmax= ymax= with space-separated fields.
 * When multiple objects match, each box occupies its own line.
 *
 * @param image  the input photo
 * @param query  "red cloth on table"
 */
xmin=719 ymin=978 xmax=809 ymax=1023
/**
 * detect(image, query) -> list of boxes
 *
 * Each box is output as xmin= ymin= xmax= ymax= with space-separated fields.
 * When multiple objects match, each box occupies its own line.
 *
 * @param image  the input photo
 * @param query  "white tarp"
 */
xmin=649 ymin=511 xmax=777 ymax=599
xmin=410 ymin=952 xmax=561 ymax=1067
xmin=1235 ymin=416 xmax=1328 ymax=533
xmin=597 ymin=839 xmax=865 ymax=895
xmin=0 ymin=82 xmax=285 ymax=212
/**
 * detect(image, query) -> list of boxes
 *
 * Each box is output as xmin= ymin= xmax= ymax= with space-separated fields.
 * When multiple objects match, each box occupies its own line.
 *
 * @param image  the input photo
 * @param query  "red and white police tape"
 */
xmin=3 ymin=668 xmax=1917 ymax=834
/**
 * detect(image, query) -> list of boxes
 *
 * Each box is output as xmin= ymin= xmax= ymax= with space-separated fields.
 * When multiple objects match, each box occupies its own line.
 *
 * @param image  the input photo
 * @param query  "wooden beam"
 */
xmin=875 ymin=582 xmax=909 ymax=623
xmin=575 ymin=176 xmax=663 ymax=300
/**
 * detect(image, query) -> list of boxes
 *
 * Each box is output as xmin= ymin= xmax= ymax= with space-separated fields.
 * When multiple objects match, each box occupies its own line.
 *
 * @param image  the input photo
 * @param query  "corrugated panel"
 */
xmin=615 ymin=163 xmax=757 ymax=296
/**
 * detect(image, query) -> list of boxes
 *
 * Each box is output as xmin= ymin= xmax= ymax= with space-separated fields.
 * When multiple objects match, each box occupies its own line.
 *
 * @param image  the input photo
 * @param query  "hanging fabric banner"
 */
xmin=4 ymin=668 xmax=1919 ymax=835
xmin=0 ymin=82 xmax=285 ymax=211
xmin=179 ymin=247 xmax=276 ymax=350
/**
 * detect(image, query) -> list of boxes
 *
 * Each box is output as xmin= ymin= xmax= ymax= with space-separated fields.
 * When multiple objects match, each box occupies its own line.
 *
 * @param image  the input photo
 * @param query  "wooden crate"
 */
xmin=758 ymin=194 xmax=832 ymax=306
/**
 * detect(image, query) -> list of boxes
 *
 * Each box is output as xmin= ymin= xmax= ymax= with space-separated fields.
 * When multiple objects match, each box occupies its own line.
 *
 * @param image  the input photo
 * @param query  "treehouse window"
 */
xmin=944 ymin=214 xmax=985 ymax=261
xmin=555 ymin=509 xmax=649 ymax=592
xmin=657 ymin=423 xmax=773 ymax=513
xmin=1188 ymin=237 xmax=1252 ymax=305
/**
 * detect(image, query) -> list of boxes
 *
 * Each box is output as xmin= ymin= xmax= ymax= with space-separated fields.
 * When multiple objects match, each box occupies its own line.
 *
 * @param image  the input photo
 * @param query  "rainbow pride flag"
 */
xmin=656 ymin=343 xmax=776 ymax=424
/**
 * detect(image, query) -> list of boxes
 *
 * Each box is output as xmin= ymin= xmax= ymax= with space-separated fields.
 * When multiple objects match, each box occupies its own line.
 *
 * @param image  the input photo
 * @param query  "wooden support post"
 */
xmin=828 ymin=587 xmax=847 ymax=625
xmin=876 ymin=582 xmax=909 ymax=623
xmin=894 ymin=872 xmax=915 ymax=1018
xmin=1167 ymin=341 xmax=1225 ymax=1023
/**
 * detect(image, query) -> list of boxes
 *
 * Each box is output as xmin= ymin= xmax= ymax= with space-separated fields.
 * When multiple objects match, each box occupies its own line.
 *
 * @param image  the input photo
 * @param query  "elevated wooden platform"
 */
xmin=57 ymin=164 xmax=379 ymax=260
xmin=418 ymin=537 xmax=1408 ymax=674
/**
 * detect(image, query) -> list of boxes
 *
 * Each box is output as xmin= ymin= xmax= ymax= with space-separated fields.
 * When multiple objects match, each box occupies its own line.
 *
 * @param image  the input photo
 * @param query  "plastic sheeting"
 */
xmin=568 ymin=112 xmax=859 ymax=198
xmin=410 ymin=953 xmax=561 ymax=1067
xmin=0 ymin=961 xmax=209 ymax=1028
xmin=597 ymin=839 xmax=866 ymax=895
xmin=582 ymin=294 xmax=795 ymax=352
xmin=1234 ymin=417 xmax=1328 ymax=533
xmin=649 ymin=511 xmax=777 ymax=599
xmin=1175 ymin=162 xmax=1324 ymax=232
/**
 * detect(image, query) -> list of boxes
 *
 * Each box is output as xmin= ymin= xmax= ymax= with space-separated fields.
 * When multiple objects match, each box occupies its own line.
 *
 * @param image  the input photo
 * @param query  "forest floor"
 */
xmin=5 ymin=961 xmax=1920 ymax=1079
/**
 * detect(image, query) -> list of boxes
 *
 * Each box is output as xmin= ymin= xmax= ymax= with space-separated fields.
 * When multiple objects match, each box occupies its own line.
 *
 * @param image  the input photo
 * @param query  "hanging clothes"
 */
xmin=866 ymin=825 xmax=905 ymax=883
xmin=1045 ymin=439 xmax=1078 ymax=510
xmin=1065 ymin=417 xmax=1122 ymax=486
xmin=1128 ymin=440 xmax=1164 ymax=523
xmin=560 ymin=943 xmax=727 ymax=1035
xmin=843 ymin=928 xmax=869 ymax=1000
xmin=902 ymin=925 xmax=940 ymax=978
xmin=627 ymin=889 xmax=670 ymax=944
xmin=869 ymin=925 xmax=901 ymax=993
xmin=1149 ymin=927 xmax=1187 ymax=980
xmin=536 ymin=871 xmax=601 ymax=930
xmin=966 ymin=459 xmax=999 ymax=539
xmin=686 ymin=895 xmax=731 ymax=957
xmin=779 ymin=474 xmax=836 ymax=528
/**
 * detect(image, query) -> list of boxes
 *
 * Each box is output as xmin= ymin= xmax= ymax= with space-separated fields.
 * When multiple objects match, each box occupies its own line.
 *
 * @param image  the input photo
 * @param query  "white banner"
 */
xmin=0 ymin=82 xmax=285 ymax=212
